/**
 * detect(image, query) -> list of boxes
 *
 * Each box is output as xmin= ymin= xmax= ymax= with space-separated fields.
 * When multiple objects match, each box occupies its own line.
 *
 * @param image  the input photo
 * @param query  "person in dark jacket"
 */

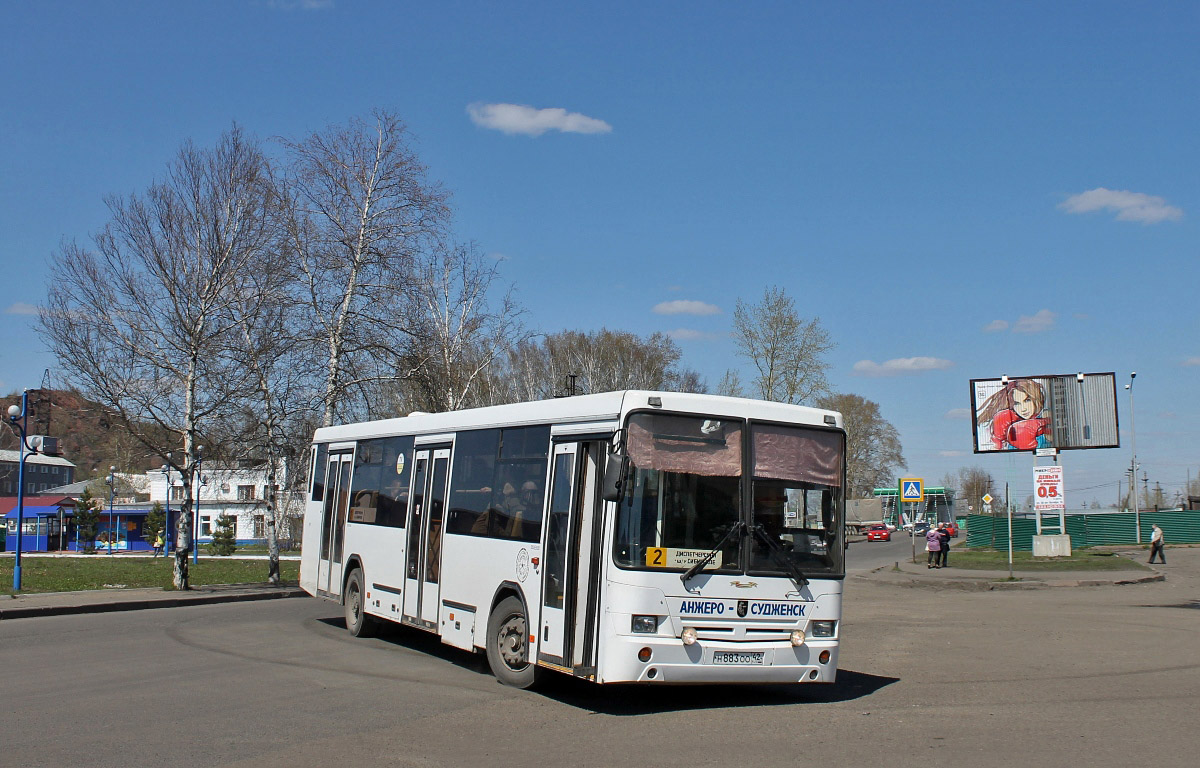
xmin=936 ymin=523 xmax=951 ymax=567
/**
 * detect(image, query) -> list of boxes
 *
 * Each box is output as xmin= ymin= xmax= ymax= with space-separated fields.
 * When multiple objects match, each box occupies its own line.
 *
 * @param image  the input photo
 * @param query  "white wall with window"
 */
xmin=143 ymin=462 xmax=302 ymax=544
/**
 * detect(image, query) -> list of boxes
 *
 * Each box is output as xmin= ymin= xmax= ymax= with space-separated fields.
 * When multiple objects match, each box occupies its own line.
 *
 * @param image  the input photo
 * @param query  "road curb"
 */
xmin=0 ymin=587 xmax=308 ymax=620
xmin=853 ymin=567 xmax=1165 ymax=591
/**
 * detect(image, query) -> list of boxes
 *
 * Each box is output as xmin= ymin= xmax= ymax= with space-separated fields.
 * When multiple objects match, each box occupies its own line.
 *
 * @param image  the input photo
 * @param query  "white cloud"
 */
xmin=1012 ymin=309 xmax=1056 ymax=334
xmin=5 ymin=302 xmax=38 ymax=316
xmin=268 ymin=0 xmax=334 ymax=9
xmin=653 ymin=300 xmax=721 ymax=316
xmin=945 ymin=408 xmax=971 ymax=420
xmin=1060 ymin=187 xmax=1183 ymax=224
xmin=982 ymin=319 xmax=1008 ymax=333
xmin=852 ymin=357 xmax=954 ymax=377
xmin=467 ymin=103 xmax=612 ymax=137
xmin=667 ymin=328 xmax=724 ymax=341
xmin=1182 ymin=357 xmax=1200 ymax=367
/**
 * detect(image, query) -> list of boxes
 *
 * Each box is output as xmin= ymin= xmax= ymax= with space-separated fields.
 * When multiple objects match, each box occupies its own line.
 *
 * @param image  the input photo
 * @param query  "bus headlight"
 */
xmin=632 ymin=615 xmax=659 ymax=634
xmin=809 ymin=620 xmax=836 ymax=638
xmin=681 ymin=626 xmax=698 ymax=646
xmin=789 ymin=629 xmax=805 ymax=647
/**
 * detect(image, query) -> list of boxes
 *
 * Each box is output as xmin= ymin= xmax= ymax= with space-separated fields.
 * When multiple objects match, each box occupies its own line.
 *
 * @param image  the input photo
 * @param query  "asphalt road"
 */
xmin=847 ymin=529 xmax=923 ymax=572
xmin=2 ymin=546 xmax=1196 ymax=768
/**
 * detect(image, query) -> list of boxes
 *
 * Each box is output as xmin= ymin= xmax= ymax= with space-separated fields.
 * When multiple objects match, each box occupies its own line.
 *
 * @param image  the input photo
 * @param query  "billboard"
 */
xmin=1033 ymin=466 xmax=1065 ymax=511
xmin=970 ymin=372 xmax=1120 ymax=453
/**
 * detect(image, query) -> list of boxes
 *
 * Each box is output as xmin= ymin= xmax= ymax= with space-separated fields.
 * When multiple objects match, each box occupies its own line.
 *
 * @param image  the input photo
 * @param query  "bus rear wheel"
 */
xmin=486 ymin=596 xmax=537 ymax=688
xmin=344 ymin=569 xmax=378 ymax=638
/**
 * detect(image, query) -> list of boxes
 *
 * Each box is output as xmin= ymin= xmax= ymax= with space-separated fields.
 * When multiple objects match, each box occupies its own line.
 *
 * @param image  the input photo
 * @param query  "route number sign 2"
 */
xmin=1033 ymin=466 xmax=1065 ymax=512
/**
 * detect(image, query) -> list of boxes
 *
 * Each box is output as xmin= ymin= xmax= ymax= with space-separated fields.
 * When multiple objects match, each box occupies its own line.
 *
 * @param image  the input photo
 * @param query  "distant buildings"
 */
xmin=0 ymin=449 xmax=76 ymax=496
xmin=3 ymin=461 xmax=302 ymax=552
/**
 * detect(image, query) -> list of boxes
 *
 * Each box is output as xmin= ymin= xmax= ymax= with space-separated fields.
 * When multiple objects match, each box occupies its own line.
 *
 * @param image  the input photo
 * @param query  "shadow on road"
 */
xmin=533 ymin=668 xmax=899 ymax=714
xmin=316 ymin=617 xmax=898 ymax=711
xmin=317 ymin=616 xmax=492 ymax=674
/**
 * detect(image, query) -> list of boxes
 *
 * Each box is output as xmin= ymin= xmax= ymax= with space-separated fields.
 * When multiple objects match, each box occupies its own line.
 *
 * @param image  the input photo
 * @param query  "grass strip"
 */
xmin=946 ymin=549 xmax=1149 ymax=572
xmin=2 ymin=556 xmax=299 ymax=595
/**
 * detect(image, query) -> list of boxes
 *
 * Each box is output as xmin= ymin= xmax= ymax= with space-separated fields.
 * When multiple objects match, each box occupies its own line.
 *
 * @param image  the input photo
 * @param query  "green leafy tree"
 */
xmin=207 ymin=513 xmax=237 ymax=556
xmin=144 ymin=502 xmax=165 ymax=549
xmin=816 ymin=393 xmax=905 ymax=498
xmin=72 ymin=487 xmax=103 ymax=553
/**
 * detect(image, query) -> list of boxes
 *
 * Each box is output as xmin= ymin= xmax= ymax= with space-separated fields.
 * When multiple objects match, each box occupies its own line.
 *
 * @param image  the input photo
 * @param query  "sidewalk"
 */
xmin=854 ymin=551 xmax=1166 ymax=590
xmin=0 ymin=581 xmax=308 ymax=620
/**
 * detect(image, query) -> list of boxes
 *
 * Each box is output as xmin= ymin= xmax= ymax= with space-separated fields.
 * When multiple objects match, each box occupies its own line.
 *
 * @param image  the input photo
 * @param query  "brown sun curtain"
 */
xmin=627 ymin=415 xmax=742 ymax=477
xmin=752 ymin=424 xmax=843 ymax=487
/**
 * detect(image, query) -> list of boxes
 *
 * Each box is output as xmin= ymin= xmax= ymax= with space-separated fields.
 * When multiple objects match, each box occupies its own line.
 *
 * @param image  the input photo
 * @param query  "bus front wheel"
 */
xmin=486 ymin=596 xmax=537 ymax=688
xmin=344 ymin=569 xmax=378 ymax=638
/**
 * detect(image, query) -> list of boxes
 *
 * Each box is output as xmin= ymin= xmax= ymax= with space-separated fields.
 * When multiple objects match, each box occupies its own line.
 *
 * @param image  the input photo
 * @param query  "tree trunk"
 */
xmin=265 ymin=460 xmax=281 ymax=585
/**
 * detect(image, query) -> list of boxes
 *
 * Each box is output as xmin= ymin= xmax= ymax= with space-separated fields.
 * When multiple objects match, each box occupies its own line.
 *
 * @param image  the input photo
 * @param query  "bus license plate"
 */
xmin=712 ymin=651 xmax=764 ymax=665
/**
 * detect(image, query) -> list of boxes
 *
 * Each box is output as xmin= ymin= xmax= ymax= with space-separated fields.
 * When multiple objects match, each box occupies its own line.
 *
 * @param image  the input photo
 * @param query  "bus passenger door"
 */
xmin=539 ymin=441 xmax=602 ymax=670
xmin=403 ymin=446 xmax=450 ymax=628
xmin=317 ymin=451 xmax=354 ymax=597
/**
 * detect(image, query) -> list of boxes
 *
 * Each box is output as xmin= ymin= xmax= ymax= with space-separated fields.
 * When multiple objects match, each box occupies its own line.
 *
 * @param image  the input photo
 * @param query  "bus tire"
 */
xmin=344 ymin=569 xmax=378 ymax=638
xmin=486 ymin=596 xmax=537 ymax=688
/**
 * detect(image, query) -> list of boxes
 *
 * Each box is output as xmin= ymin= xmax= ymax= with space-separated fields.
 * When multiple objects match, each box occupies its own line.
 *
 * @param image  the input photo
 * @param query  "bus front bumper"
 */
xmin=599 ymin=636 xmax=840 ymax=684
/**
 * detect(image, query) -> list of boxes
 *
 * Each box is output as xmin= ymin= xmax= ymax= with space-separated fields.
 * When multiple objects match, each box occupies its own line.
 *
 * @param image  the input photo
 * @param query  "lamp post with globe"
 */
xmin=6 ymin=394 xmax=32 ymax=591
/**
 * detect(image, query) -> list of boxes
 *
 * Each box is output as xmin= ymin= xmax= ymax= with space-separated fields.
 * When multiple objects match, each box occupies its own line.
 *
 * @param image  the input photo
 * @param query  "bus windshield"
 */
xmin=748 ymin=422 xmax=845 ymax=576
xmin=612 ymin=413 xmax=845 ymax=576
xmin=613 ymin=413 xmax=743 ymax=572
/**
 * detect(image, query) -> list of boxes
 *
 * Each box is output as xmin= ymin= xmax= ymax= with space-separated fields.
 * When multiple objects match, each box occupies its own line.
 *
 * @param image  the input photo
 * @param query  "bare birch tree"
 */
xmin=731 ymin=286 xmax=834 ymax=405
xmin=39 ymin=126 xmax=274 ymax=588
xmin=493 ymin=329 xmax=705 ymax=402
xmin=957 ymin=466 xmax=998 ymax=515
xmin=401 ymin=242 xmax=527 ymax=412
xmin=715 ymin=369 xmax=746 ymax=398
xmin=219 ymin=229 xmax=318 ymax=583
xmin=278 ymin=110 xmax=450 ymax=427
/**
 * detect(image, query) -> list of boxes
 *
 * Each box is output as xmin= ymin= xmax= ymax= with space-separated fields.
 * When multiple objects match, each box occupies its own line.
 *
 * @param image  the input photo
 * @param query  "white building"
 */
xmin=146 ymin=464 xmax=303 ymax=544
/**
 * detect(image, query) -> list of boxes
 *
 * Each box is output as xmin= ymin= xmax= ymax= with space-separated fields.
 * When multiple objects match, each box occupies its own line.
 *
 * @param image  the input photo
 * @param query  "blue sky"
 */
xmin=2 ymin=1 xmax=1196 ymax=505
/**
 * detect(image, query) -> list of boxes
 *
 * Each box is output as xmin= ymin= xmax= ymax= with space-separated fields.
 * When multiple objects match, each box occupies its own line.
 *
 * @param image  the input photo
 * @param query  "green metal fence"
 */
xmin=965 ymin=509 xmax=1200 ymax=550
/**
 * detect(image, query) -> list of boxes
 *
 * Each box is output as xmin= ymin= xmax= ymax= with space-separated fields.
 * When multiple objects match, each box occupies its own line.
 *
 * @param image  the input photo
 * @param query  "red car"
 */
xmin=865 ymin=525 xmax=891 ymax=541
xmin=941 ymin=521 xmax=960 ymax=538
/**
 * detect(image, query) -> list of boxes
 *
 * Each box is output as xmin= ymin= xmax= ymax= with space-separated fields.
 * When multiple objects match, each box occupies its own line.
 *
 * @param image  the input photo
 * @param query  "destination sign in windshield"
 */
xmin=645 ymin=547 xmax=722 ymax=569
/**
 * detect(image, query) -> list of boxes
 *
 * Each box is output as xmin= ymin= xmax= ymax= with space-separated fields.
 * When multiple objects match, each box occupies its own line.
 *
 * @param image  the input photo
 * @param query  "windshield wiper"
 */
xmin=751 ymin=524 xmax=809 ymax=591
xmin=680 ymin=521 xmax=745 ymax=585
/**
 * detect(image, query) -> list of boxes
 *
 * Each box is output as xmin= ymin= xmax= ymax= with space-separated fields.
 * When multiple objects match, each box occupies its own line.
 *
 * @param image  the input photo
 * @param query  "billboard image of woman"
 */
xmin=975 ymin=378 xmax=1051 ymax=451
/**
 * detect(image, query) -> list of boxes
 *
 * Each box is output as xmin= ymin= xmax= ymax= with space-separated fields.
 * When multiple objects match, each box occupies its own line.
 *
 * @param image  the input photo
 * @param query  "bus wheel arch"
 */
xmin=485 ymin=585 xmax=537 ymax=688
xmin=342 ymin=562 xmax=378 ymax=638
xmin=341 ymin=554 xmax=364 ymax=603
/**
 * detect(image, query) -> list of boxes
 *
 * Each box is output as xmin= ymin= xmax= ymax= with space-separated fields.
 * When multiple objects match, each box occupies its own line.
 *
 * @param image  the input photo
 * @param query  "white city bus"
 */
xmin=299 ymin=390 xmax=846 ymax=687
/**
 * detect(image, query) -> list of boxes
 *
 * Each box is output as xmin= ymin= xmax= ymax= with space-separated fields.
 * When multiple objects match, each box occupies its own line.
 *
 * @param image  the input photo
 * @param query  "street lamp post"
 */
xmin=1125 ymin=372 xmax=1139 ymax=542
xmin=6 ymin=391 xmax=35 ymax=591
xmin=106 ymin=466 xmax=116 ymax=555
xmin=161 ymin=462 xmax=172 ymax=556
xmin=1001 ymin=376 xmax=1014 ymax=576
xmin=193 ymin=445 xmax=204 ymax=565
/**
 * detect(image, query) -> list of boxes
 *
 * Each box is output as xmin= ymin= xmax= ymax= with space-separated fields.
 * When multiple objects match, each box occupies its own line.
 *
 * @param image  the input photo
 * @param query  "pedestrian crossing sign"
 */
xmin=900 ymin=478 xmax=924 ymax=502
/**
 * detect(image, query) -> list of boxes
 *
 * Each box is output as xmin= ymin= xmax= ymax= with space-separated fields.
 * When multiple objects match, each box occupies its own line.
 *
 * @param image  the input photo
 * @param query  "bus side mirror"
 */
xmin=601 ymin=452 xmax=629 ymax=502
